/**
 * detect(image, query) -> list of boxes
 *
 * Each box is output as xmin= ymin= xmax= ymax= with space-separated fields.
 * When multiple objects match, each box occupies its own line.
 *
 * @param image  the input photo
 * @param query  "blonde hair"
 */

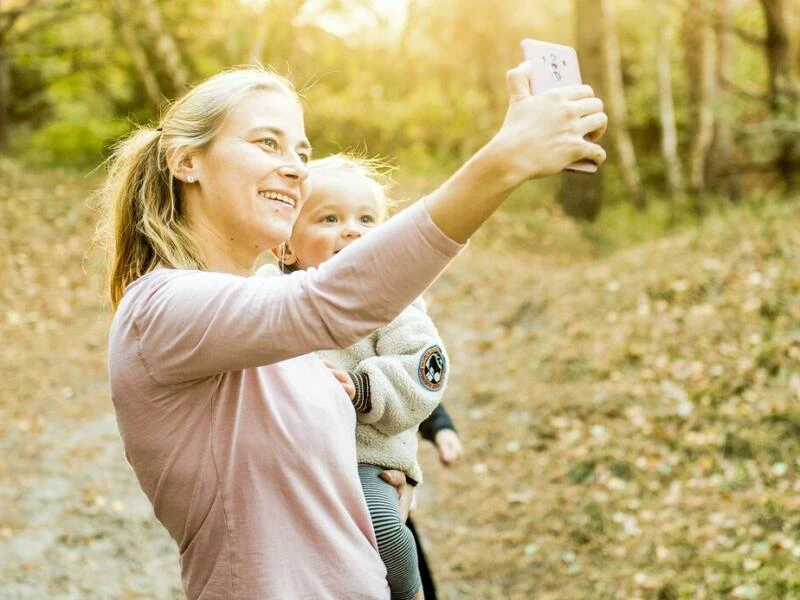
xmin=307 ymin=153 xmax=397 ymax=220
xmin=99 ymin=66 xmax=298 ymax=309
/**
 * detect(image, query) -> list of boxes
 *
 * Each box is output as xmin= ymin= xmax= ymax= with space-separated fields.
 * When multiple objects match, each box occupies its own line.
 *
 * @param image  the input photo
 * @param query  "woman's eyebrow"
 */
xmin=248 ymin=126 xmax=311 ymax=151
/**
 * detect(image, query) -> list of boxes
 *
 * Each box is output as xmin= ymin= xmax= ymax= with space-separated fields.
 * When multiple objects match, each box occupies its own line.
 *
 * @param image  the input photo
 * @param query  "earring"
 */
xmin=187 ymin=175 xmax=196 ymax=183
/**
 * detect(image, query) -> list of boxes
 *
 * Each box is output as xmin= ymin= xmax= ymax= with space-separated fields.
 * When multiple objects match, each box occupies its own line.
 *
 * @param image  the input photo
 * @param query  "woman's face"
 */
xmin=187 ymin=90 xmax=311 ymax=269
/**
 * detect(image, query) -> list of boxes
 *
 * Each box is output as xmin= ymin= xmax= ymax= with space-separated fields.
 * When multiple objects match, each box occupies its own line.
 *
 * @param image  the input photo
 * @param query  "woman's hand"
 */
xmin=321 ymin=359 xmax=355 ymax=400
xmin=434 ymin=429 xmax=463 ymax=466
xmin=490 ymin=61 xmax=608 ymax=183
xmin=422 ymin=61 xmax=608 ymax=243
xmin=379 ymin=469 xmax=415 ymax=522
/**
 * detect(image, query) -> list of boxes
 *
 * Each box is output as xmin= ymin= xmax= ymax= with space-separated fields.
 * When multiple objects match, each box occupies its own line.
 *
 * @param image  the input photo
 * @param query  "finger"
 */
xmin=571 ymin=96 xmax=604 ymax=118
xmin=553 ymin=84 xmax=595 ymax=101
xmin=439 ymin=448 xmax=454 ymax=465
xmin=379 ymin=469 xmax=405 ymax=490
xmin=320 ymin=359 xmax=337 ymax=369
xmin=579 ymin=112 xmax=609 ymax=141
xmin=330 ymin=369 xmax=347 ymax=383
xmin=580 ymin=141 xmax=607 ymax=167
xmin=506 ymin=62 xmax=533 ymax=103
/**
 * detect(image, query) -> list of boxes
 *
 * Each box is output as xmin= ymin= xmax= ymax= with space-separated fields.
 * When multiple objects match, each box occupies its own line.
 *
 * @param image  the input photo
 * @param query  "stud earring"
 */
xmin=187 ymin=175 xmax=196 ymax=183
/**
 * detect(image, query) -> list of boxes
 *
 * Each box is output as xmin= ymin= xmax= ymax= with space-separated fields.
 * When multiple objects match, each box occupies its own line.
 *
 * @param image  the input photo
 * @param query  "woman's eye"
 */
xmin=259 ymin=138 xmax=278 ymax=150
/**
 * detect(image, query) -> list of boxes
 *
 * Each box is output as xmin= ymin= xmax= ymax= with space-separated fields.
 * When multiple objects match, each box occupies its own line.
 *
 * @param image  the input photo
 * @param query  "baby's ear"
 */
xmin=271 ymin=242 xmax=298 ymax=268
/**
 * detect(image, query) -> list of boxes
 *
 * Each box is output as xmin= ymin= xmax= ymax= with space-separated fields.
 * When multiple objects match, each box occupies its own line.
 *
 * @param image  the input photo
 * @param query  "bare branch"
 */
xmin=733 ymin=25 xmax=766 ymax=46
xmin=720 ymin=76 xmax=771 ymax=103
xmin=738 ymin=120 xmax=800 ymax=136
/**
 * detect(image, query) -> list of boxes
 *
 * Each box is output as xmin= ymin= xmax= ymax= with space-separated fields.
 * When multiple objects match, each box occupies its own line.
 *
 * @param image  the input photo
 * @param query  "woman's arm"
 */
xmin=122 ymin=203 xmax=462 ymax=385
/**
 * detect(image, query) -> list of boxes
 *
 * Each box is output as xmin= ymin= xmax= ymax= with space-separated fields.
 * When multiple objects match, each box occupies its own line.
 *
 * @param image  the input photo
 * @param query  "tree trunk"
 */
xmin=112 ymin=0 xmax=163 ymax=109
xmin=683 ymin=0 xmax=717 ymax=194
xmin=711 ymin=0 xmax=741 ymax=201
xmin=246 ymin=0 xmax=307 ymax=66
xmin=656 ymin=0 xmax=685 ymax=209
xmin=601 ymin=0 xmax=644 ymax=210
xmin=556 ymin=0 xmax=606 ymax=222
xmin=139 ymin=0 xmax=189 ymax=97
xmin=759 ymin=0 xmax=798 ymax=190
xmin=0 ymin=49 xmax=10 ymax=152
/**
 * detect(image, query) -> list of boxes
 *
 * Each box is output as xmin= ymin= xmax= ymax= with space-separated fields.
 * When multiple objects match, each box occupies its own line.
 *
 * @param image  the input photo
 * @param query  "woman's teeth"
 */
xmin=258 ymin=191 xmax=294 ymax=207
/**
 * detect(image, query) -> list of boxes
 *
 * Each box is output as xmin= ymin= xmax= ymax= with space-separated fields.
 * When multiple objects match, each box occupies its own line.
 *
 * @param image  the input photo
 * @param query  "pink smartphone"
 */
xmin=521 ymin=38 xmax=598 ymax=174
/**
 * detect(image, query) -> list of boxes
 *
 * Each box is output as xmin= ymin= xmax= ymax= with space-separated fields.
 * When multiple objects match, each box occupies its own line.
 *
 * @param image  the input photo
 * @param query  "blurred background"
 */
xmin=1 ymin=0 xmax=799 ymax=598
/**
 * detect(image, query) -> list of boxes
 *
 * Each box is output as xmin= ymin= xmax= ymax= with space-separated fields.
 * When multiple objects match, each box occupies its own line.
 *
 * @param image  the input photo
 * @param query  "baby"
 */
xmin=262 ymin=154 xmax=448 ymax=600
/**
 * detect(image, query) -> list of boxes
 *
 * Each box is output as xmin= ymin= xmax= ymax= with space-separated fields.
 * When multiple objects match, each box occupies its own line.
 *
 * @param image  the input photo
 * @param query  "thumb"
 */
xmin=507 ymin=61 xmax=533 ymax=103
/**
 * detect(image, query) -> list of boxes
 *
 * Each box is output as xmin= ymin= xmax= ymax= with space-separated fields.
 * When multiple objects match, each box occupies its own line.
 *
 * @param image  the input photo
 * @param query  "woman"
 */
xmin=102 ymin=65 xmax=606 ymax=599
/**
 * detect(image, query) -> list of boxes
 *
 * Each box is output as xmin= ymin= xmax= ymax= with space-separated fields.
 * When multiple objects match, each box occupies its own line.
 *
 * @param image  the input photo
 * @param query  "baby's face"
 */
xmin=288 ymin=172 xmax=382 ymax=269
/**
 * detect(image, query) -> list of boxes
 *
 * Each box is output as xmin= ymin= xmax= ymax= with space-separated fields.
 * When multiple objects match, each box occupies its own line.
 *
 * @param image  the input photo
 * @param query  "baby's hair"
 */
xmin=307 ymin=153 xmax=398 ymax=220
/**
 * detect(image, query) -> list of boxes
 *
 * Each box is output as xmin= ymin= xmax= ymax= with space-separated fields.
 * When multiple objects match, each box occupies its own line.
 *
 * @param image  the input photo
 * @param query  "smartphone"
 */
xmin=520 ymin=38 xmax=598 ymax=174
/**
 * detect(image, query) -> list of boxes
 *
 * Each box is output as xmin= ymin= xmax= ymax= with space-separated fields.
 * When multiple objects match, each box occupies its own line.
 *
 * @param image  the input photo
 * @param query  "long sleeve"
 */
xmin=112 ymin=202 xmax=463 ymax=385
xmin=348 ymin=300 xmax=448 ymax=437
xmin=419 ymin=402 xmax=457 ymax=443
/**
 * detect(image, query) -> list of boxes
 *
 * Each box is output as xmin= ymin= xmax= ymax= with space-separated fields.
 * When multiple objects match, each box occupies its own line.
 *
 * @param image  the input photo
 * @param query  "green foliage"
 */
xmin=0 ymin=0 xmax=796 ymax=206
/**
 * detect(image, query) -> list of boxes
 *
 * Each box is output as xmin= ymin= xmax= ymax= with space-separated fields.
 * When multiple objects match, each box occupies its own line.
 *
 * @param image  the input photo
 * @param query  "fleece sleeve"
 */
xmin=349 ymin=300 xmax=449 ymax=436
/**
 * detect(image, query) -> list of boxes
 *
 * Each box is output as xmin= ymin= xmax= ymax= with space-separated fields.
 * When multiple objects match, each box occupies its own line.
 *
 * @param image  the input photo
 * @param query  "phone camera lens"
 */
xmin=552 ymin=71 xmax=562 ymax=82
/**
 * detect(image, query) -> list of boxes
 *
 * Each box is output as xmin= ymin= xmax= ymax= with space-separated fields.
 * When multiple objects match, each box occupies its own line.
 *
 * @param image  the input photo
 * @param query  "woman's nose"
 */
xmin=277 ymin=157 xmax=309 ymax=182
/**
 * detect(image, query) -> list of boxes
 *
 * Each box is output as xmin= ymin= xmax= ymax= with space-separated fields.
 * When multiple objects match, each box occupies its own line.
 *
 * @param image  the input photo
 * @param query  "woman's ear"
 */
xmin=271 ymin=242 xmax=298 ymax=269
xmin=169 ymin=149 xmax=200 ymax=184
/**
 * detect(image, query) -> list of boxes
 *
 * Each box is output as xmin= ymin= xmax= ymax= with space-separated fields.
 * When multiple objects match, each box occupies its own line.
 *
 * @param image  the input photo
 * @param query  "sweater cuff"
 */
xmin=348 ymin=372 xmax=372 ymax=414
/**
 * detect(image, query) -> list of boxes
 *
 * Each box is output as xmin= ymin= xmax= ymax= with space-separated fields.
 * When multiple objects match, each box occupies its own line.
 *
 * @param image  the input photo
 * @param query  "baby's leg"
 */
xmin=358 ymin=464 xmax=422 ymax=600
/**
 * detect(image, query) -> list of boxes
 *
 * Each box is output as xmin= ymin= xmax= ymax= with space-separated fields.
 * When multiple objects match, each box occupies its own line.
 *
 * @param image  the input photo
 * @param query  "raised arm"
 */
xmin=117 ymin=203 xmax=462 ymax=385
xmin=345 ymin=300 xmax=448 ymax=436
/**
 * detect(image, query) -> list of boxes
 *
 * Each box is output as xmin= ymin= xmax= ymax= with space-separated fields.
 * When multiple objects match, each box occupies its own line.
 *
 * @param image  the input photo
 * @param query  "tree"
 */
xmin=759 ymin=0 xmax=798 ymax=189
xmin=556 ymin=0 xmax=606 ymax=222
xmin=656 ymin=0 xmax=685 ymax=210
xmin=0 ymin=0 xmax=84 ymax=152
xmin=601 ymin=0 xmax=643 ymax=210
xmin=683 ymin=0 xmax=717 ymax=195
xmin=711 ymin=0 xmax=740 ymax=201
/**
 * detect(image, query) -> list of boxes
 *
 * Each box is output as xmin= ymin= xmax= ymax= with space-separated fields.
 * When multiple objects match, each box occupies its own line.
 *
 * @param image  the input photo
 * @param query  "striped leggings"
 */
xmin=358 ymin=464 xmax=421 ymax=600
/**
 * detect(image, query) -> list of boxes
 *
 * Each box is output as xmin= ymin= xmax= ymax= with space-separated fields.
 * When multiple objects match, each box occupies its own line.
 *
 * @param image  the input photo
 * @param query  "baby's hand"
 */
xmin=321 ymin=359 xmax=355 ymax=400
xmin=435 ymin=429 xmax=463 ymax=466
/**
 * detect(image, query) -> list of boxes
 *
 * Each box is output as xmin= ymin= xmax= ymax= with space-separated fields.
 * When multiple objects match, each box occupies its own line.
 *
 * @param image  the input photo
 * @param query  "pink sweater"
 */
xmin=108 ymin=202 xmax=463 ymax=599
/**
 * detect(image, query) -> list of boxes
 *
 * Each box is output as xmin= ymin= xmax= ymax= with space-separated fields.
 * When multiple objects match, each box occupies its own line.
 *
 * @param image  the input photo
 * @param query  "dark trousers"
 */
xmin=406 ymin=517 xmax=437 ymax=600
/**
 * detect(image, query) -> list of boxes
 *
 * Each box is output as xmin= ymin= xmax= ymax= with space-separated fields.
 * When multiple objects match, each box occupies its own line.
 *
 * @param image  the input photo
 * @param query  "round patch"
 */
xmin=418 ymin=345 xmax=446 ymax=392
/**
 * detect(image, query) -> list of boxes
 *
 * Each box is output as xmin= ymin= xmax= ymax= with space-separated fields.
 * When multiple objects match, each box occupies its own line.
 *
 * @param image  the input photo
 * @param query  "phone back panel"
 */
xmin=521 ymin=39 xmax=583 ymax=93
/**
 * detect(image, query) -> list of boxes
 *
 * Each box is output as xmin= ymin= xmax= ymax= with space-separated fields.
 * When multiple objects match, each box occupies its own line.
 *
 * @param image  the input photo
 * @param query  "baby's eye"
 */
xmin=360 ymin=215 xmax=376 ymax=224
xmin=298 ymin=152 xmax=310 ymax=164
xmin=322 ymin=215 xmax=338 ymax=223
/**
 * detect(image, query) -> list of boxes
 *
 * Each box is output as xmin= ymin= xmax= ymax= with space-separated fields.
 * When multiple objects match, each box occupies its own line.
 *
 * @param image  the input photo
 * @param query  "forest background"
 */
xmin=2 ymin=0 xmax=800 ymax=598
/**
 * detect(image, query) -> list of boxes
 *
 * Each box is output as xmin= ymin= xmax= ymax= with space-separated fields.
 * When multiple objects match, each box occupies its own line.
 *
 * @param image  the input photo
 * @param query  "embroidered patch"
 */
xmin=418 ymin=345 xmax=446 ymax=391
